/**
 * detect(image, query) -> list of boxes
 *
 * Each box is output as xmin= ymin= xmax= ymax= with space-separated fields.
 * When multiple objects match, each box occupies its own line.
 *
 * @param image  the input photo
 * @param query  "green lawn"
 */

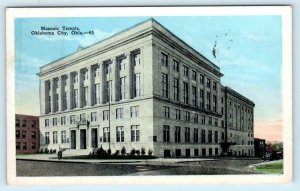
xmin=60 ymin=155 xmax=157 ymax=160
xmin=255 ymin=161 xmax=283 ymax=174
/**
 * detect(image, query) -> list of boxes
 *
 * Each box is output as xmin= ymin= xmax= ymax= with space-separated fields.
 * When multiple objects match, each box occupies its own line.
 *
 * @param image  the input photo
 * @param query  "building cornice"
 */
xmin=223 ymin=86 xmax=255 ymax=107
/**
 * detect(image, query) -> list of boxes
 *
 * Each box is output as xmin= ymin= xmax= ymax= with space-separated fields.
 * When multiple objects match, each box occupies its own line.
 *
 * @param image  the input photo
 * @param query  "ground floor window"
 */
xmin=209 ymin=148 xmax=213 ymax=156
xmin=194 ymin=149 xmax=199 ymax=157
xmin=16 ymin=142 xmax=20 ymax=150
xmin=22 ymin=142 xmax=27 ymax=150
xmin=32 ymin=142 xmax=36 ymax=150
xmin=215 ymin=148 xmax=219 ymax=155
xmin=164 ymin=150 xmax=171 ymax=158
xmin=175 ymin=149 xmax=181 ymax=157
xmin=202 ymin=148 xmax=206 ymax=156
xmin=186 ymin=149 xmax=190 ymax=157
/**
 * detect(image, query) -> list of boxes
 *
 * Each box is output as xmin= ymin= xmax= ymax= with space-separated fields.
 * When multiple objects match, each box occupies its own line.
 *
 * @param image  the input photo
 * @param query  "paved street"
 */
xmin=16 ymin=158 xmax=263 ymax=176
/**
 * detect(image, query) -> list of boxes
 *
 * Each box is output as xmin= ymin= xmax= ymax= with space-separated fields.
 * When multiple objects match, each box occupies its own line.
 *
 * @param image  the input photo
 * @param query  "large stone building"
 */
xmin=37 ymin=18 xmax=255 ymax=157
xmin=15 ymin=114 xmax=40 ymax=154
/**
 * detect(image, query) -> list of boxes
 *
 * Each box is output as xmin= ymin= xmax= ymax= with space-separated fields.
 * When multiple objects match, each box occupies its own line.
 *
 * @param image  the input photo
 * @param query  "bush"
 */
xmin=40 ymin=149 xmax=44 ymax=154
xmin=113 ymin=150 xmax=120 ymax=156
xmin=130 ymin=148 xmax=136 ymax=156
xmin=141 ymin=147 xmax=146 ymax=156
xmin=96 ymin=146 xmax=106 ymax=157
xmin=107 ymin=148 xmax=112 ymax=156
xmin=121 ymin=146 xmax=126 ymax=156
xmin=50 ymin=149 xmax=53 ymax=154
xmin=36 ymin=149 xmax=40 ymax=154
xmin=148 ymin=149 xmax=153 ymax=156
xmin=45 ymin=148 xmax=49 ymax=154
xmin=136 ymin=149 xmax=140 ymax=156
xmin=53 ymin=149 xmax=57 ymax=154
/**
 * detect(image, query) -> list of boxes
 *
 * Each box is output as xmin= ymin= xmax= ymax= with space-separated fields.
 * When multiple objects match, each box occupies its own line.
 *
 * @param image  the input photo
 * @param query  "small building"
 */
xmin=254 ymin=138 xmax=266 ymax=157
xmin=15 ymin=114 xmax=40 ymax=154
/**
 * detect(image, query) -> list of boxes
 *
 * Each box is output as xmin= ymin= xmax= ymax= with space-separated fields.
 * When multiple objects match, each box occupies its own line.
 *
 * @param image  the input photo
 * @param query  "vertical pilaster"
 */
xmin=112 ymin=58 xmax=118 ymax=102
xmin=59 ymin=75 xmax=63 ymax=111
xmin=89 ymin=66 xmax=93 ymax=106
xmin=126 ymin=53 xmax=132 ymax=99
xmin=101 ymin=62 xmax=107 ymax=104
xmin=78 ymin=69 xmax=82 ymax=108
xmin=51 ymin=78 xmax=55 ymax=113
xmin=68 ymin=73 xmax=72 ymax=110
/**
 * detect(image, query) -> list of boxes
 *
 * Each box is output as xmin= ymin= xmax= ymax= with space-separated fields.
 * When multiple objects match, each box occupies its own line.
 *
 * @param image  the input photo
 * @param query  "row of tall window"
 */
xmin=44 ymin=106 xmax=140 ymax=127
xmin=15 ymin=119 xmax=37 ymax=128
xmin=16 ymin=142 xmax=37 ymax=150
xmin=45 ymin=131 xmax=67 ymax=144
xmin=161 ymin=73 xmax=218 ymax=112
xmin=162 ymin=106 xmax=222 ymax=127
xmin=163 ymin=125 xmax=224 ymax=144
xmin=45 ymin=52 xmax=141 ymax=114
xmin=16 ymin=130 xmax=37 ymax=139
xmin=160 ymin=52 xmax=218 ymax=90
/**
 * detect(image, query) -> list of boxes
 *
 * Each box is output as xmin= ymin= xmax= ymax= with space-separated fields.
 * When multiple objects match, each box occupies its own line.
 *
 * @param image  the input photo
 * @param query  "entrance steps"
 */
xmin=62 ymin=149 xmax=91 ymax=157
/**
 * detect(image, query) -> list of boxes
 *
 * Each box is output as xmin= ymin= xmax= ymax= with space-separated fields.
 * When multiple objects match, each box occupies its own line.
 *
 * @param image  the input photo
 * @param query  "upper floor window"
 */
xmin=161 ymin=52 xmax=168 ymax=67
xmin=183 ymin=65 xmax=189 ymax=76
xmin=175 ymin=109 xmax=181 ymax=120
xmin=213 ymin=81 xmax=217 ymax=90
xmin=61 ymin=116 xmax=66 ymax=125
xmin=183 ymin=82 xmax=189 ymax=104
xmin=200 ymin=74 xmax=204 ymax=84
xmin=130 ymin=106 xmax=139 ymax=118
xmin=116 ymin=108 xmax=124 ymax=119
xmin=192 ymin=70 xmax=197 ymax=81
xmin=118 ymin=58 xmax=126 ymax=70
xmin=133 ymin=73 xmax=141 ymax=98
xmin=133 ymin=52 xmax=140 ymax=66
xmin=173 ymin=78 xmax=179 ymax=101
xmin=103 ymin=110 xmax=109 ymax=121
xmin=161 ymin=73 xmax=169 ymax=98
xmin=22 ymin=119 xmax=26 ymax=127
xmin=83 ymin=70 xmax=89 ymax=81
xmin=163 ymin=125 xmax=170 ymax=142
xmin=45 ymin=119 xmax=49 ymax=127
xmin=91 ymin=112 xmax=97 ymax=122
xmin=173 ymin=59 xmax=179 ymax=72
xmin=70 ymin=115 xmax=76 ymax=124
xmin=119 ymin=77 xmax=126 ymax=100
xmin=104 ymin=62 xmax=112 ymax=74
xmin=52 ymin=118 xmax=57 ymax=126
xmin=184 ymin=111 xmax=190 ymax=122
xmin=163 ymin=106 xmax=170 ymax=118
xmin=80 ymin=113 xmax=86 ymax=122
xmin=207 ymin=78 xmax=211 ymax=88
xmin=16 ymin=119 xmax=20 ymax=127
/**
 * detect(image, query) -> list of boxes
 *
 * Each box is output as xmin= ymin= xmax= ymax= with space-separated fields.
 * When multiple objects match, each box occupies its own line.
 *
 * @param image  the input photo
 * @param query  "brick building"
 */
xmin=15 ymin=114 xmax=40 ymax=154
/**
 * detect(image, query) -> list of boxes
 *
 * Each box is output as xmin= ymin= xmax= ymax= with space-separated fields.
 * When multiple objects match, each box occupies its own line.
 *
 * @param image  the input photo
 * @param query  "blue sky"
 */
xmin=15 ymin=16 xmax=282 ymax=140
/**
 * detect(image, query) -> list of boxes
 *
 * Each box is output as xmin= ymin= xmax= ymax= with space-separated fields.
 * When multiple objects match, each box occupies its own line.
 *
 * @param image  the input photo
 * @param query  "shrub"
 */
xmin=97 ymin=145 xmax=106 ymax=157
xmin=136 ymin=149 xmax=140 ymax=156
xmin=50 ymin=149 xmax=53 ymax=154
xmin=113 ymin=150 xmax=120 ymax=156
xmin=121 ymin=146 xmax=126 ymax=156
xmin=148 ymin=149 xmax=153 ymax=156
xmin=141 ymin=147 xmax=146 ymax=156
xmin=53 ymin=149 xmax=57 ymax=154
xmin=45 ymin=148 xmax=49 ymax=154
xmin=36 ymin=149 xmax=40 ymax=154
xmin=40 ymin=149 xmax=44 ymax=154
xmin=130 ymin=148 xmax=136 ymax=156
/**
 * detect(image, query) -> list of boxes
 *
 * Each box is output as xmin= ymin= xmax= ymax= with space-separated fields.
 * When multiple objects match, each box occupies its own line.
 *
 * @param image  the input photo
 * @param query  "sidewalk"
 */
xmin=16 ymin=154 xmax=214 ymax=165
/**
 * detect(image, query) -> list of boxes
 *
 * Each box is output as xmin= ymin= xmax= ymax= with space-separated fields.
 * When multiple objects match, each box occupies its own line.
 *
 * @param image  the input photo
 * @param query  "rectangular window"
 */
xmin=22 ymin=142 xmax=27 ymax=150
xmin=131 ymin=125 xmax=140 ymax=142
xmin=200 ymin=89 xmax=205 ymax=109
xmin=194 ymin=113 xmax=199 ymax=123
xmin=118 ymin=58 xmax=126 ymax=70
xmin=208 ymin=130 xmax=212 ymax=143
xmin=94 ymin=83 xmax=101 ymax=104
xmin=45 ymin=132 xmax=50 ymax=144
xmin=192 ymin=86 xmax=197 ymax=106
xmin=61 ymin=116 xmax=66 ymax=125
xmin=208 ymin=117 xmax=212 ymax=125
xmin=163 ymin=106 xmax=170 ymax=118
xmin=31 ymin=142 xmax=36 ymax=150
xmin=173 ymin=78 xmax=179 ymax=101
xmin=201 ymin=115 xmax=206 ymax=124
xmin=53 ymin=118 xmax=57 ymax=126
xmin=201 ymin=130 xmax=206 ymax=143
xmin=214 ymin=131 xmax=219 ymax=143
xmin=61 ymin=131 xmax=67 ymax=143
xmin=91 ymin=112 xmax=97 ymax=122
xmin=133 ymin=73 xmax=141 ymax=98
xmin=103 ymin=127 xmax=110 ymax=142
xmin=93 ymin=67 xmax=100 ymax=77
xmin=173 ymin=59 xmax=179 ymax=72
xmin=31 ymin=131 xmax=36 ymax=139
xmin=213 ymin=95 xmax=217 ymax=112
xmin=106 ymin=80 xmax=112 ymax=102
xmin=45 ymin=119 xmax=49 ymax=127
xmin=16 ymin=119 xmax=20 ymax=127
xmin=184 ymin=111 xmax=190 ymax=122
xmin=103 ymin=110 xmax=109 ymax=121
xmin=175 ymin=109 xmax=181 ymax=120
xmin=213 ymin=81 xmax=217 ymax=90
xmin=22 ymin=130 xmax=26 ymax=138
xmin=16 ymin=130 xmax=20 ymax=139
xmin=214 ymin=118 xmax=218 ymax=126
xmin=80 ymin=113 xmax=86 ymax=122
xmin=175 ymin=126 xmax=181 ymax=143
xmin=130 ymin=106 xmax=139 ymax=118
xmin=53 ymin=131 xmax=58 ymax=144
xmin=183 ymin=82 xmax=189 ymax=104
xmin=119 ymin=77 xmax=126 ymax=100
xmin=73 ymin=73 xmax=78 ymax=83
xmin=83 ymin=70 xmax=89 ymax=81
xmin=83 ymin=86 xmax=89 ymax=106
xmin=116 ymin=126 xmax=124 ymax=142
xmin=207 ymin=78 xmax=211 ymax=88
xmin=161 ymin=52 xmax=168 ymax=67
xmin=207 ymin=92 xmax=211 ymax=110
xmin=183 ymin=65 xmax=189 ymax=76
xmin=73 ymin=89 xmax=78 ymax=108
xmin=133 ymin=52 xmax=140 ymax=66
xmin=193 ymin=129 xmax=198 ymax=143
xmin=105 ymin=62 xmax=112 ymax=74
xmin=163 ymin=125 xmax=170 ymax=142
xmin=116 ymin=108 xmax=124 ymax=119
xmin=192 ymin=70 xmax=197 ymax=81
xmin=200 ymin=74 xmax=204 ymax=84
xmin=63 ymin=91 xmax=67 ymax=110
xmin=22 ymin=119 xmax=26 ymax=127
xmin=161 ymin=73 xmax=169 ymax=98
xmin=70 ymin=115 xmax=75 ymax=124
xmin=185 ymin=127 xmax=190 ymax=143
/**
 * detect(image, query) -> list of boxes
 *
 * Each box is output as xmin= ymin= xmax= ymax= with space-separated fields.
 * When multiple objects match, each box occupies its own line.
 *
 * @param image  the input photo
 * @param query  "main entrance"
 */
xmin=71 ymin=130 xmax=76 ymax=149
xmin=80 ymin=129 xmax=87 ymax=149
xmin=91 ymin=128 xmax=98 ymax=148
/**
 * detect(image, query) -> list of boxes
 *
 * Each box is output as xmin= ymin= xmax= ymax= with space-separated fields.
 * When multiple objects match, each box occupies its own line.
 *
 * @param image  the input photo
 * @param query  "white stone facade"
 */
xmin=38 ymin=18 xmax=255 ymax=158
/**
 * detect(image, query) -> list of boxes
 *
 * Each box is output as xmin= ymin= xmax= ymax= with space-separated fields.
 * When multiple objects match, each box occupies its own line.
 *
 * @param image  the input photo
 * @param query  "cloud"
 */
xmin=254 ymin=120 xmax=282 ymax=142
xmin=241 ymin=31 xmax=270 ymax=42
xmin=36 ymin=29 xmax=120 ymax=47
